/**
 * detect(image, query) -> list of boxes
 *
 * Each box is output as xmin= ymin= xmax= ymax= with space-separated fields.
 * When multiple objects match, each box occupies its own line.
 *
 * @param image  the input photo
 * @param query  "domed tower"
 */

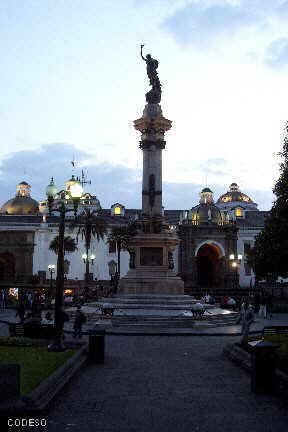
xmin=189 ymin=188 xmax=223 ymax=225
xmin=0 ymin=181 xmax=39 ymax=215
xmin=216 ymin=183 xmax=258 ymax=216
xmin=39 ymin=175 xmax=101 ymax=214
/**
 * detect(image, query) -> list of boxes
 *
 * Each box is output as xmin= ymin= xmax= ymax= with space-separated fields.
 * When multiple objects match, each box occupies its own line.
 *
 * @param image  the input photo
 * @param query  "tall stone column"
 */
xmin=134 ymin=104 xmax=171 ymax=217
xmin=118 ymin=46 xmax=184 ymax=295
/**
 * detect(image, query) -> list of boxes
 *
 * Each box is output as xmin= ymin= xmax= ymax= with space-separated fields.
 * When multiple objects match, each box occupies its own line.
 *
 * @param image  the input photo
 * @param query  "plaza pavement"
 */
xmin=46 ymin=335 xmax=288 ymax=432
xmin=1 ymin=308 xmax=288 ymax=431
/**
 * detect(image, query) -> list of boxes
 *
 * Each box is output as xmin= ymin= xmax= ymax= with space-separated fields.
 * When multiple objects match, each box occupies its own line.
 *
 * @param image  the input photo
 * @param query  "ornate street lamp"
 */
xmin=229 ymin=253 xmax=242 ymax=289
xmin=46 ymin=177 xmax=83 ymax=351
xmin=47 ymin=264 xmax=56 ymax=302
xmin=81 ymin=253 xmax=95 ymax=265
xmin=81 ymin=253 xmax=96 ymax=298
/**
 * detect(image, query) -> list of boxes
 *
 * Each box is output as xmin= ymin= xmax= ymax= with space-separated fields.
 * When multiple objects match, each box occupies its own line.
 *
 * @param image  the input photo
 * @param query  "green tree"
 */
xmin=74 ymin=208 xmax=108 ymax=281
xmin=250 ymin=122 xmax=288 ymax=280
xmin=49 ymin=236 xmax=78 ymax=255
xmin=107 ymin=222 xmax=137 ymax=276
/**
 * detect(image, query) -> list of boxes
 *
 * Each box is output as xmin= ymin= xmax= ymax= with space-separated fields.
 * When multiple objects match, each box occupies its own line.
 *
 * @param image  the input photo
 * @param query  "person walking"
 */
xmin=16 ymin=302 xmax=26 ymax=323
xmin=73 ymin=306 xmax=86 ymax=339
xmin=259 ymin=293 xmax=267 ymax=318
xmin=27 ymin=292 xmax=33 ymax=309
xmin=266 ymin=293 xmax=273 ymax=320
xmin=253 ymin=292 xmax=260 ymax=315
xmin=240 ymin=303 xmax=255 ymax=343
xmin=0 ymin=289 xmax=5 ymax=311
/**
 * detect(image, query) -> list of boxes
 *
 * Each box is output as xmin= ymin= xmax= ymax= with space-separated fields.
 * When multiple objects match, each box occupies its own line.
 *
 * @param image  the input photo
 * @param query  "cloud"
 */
xmin=265 ymin=38 xmax=288 ymax=67
xmin=0 ymin=143 xmax=142 ymax=209
xmin=161 ymin=0 xmax=288 ymax=67
xmin=0 ymin=143 xmax=273 ymax=211
xmin=196 ymin=158 xmax=229 ymax=177
xmin=162 ymin=1 xmax=258 ymax=47
xmin=164 ymin=181 xmax=223 ymax=209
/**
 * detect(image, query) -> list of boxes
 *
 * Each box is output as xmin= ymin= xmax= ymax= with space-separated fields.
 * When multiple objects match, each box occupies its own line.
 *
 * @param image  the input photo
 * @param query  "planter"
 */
xmin=0 ymin=343 xmax=88 ymax=413
xmin=223 ymin=342 xmax=288 ymax=390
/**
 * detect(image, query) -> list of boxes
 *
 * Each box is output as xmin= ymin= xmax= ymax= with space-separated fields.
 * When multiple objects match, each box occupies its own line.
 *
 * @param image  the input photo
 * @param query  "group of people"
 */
xmin=201 ymin=293 xmax=216 ymax=304
xmin=253 ymin=292 xmax=273 ymax=319
xmin=15 ymin=298 xmax=52 ymax=326
xmin=0 ymin=289 xmax=5 ymax=310
xmin=15 ymin=297 xmax=87 ymax=339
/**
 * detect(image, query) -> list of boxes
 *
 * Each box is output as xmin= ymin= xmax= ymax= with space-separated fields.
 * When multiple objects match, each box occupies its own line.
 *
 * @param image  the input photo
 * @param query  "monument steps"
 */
xmin=111 ymin=313 xmax=240 ymax=329
xmin=93 ymin=294 xmax=201 ymax=308
xmin=68 ymin=308 xmax=239 ymax=329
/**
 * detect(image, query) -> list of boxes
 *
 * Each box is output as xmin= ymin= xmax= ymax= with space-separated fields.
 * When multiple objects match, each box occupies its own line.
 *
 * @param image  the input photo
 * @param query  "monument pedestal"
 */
xmin=118 ymin=231 xmax=184 ymax=295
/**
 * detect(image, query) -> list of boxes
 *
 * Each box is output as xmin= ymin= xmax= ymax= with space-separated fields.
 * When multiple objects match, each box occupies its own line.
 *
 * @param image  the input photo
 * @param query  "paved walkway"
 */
xmin=45 ymin=335 xmax=288 ymax=432
xmin=1 ymin=309 xmax=288 ymax=430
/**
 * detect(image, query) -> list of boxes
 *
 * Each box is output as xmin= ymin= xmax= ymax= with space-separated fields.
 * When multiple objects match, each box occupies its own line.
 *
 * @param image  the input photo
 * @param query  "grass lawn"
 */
xmin=0 ymin=346 xmax=76 ymax=395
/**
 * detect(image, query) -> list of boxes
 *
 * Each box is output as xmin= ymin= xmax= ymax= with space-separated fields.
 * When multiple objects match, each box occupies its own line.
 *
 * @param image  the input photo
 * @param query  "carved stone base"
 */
xmin=118 ymin=230 xmax=184 ymax=295
xmin=118 ymin=273 xmax=184 ymax=295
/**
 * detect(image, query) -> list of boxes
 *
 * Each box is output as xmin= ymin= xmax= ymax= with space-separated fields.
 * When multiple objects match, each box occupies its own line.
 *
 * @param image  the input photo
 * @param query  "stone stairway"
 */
xmin=66 ymin=293 xmax=240 ymax=330
xmin=90 ymin=294 xmax=200 ymax=310
xmin=111 ymin=312 xmax=240 ymax=329
xmin=67 ymin=309 xmax=240 ymax=330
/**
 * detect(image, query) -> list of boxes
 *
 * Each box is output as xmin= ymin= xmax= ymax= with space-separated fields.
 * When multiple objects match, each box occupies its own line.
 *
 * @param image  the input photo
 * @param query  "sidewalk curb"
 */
xmin=102 ymin=329 xmax=262 ymax=336
xmin=223 ymin=342 xmax=288 ymax=387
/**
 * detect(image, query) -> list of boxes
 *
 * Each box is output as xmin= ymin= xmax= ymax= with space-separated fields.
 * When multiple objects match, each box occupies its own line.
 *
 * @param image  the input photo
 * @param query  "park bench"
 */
xmin=262 ymin=326 xmax=288 ymax=337
xmin=9 ymin=322 xmax=56 ymax=339
xmin=9 ymin=323 xmax=25 ymax=337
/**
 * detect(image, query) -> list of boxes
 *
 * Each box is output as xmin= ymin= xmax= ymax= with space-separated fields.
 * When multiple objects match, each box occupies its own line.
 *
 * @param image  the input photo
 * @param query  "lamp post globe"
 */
xmin=69 ymin=180 xmax=83 ymax=216
xmin=70 ymin=181 xmax=83 ymax=199
xmin=46 ymin=177 xmax=82 ymax=352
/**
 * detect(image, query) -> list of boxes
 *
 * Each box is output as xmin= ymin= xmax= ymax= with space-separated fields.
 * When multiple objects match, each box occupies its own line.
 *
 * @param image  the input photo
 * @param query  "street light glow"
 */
xmin=70 ymin=181 xmax=83 ymax=198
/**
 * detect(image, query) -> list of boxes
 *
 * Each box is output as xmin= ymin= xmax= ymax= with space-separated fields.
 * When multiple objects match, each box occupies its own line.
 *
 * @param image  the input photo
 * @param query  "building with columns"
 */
xmin=0 ymin=179 xmax=267 ymax=291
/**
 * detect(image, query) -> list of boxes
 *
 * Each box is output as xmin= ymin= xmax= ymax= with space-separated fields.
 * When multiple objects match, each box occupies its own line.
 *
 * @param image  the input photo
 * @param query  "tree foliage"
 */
xmin=250 ymin=122 xmax=288 ymax=280
xmin=49 ymin=236 xmax=78 ymax=255
xmin=106 ymin=222 xmax=138 ymax=273
xmin=74 ymin=208 xmax=108 ymax=251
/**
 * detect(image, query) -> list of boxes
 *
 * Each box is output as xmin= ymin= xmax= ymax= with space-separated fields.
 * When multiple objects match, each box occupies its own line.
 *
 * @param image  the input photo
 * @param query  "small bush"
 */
xmin=0 ymin=336 xmax=33 ymax=347
xmin=271 ymin=304 xmax=288 ymax=313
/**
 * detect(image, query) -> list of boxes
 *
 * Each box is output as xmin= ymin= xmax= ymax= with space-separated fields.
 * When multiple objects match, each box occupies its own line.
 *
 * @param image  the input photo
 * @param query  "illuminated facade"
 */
xmin=0 ymin=180 xmax=268 ymax=289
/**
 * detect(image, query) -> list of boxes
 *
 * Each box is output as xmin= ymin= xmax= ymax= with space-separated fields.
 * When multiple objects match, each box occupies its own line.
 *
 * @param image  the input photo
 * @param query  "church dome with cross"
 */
xmin=216 ymin=183 xmax=258 ymax=211
xmin=0 ymin=181 xmax=39 ymax=215
xmin=189 ymin=188 xmax=223 ymax=225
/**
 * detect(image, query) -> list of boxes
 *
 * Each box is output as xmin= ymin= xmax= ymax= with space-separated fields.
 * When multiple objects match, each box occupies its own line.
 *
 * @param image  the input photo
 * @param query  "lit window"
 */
xmin=114 ymin=206 xmax=121 ymax=215
xmin=235 ymin=208 xmax=242 ymax=217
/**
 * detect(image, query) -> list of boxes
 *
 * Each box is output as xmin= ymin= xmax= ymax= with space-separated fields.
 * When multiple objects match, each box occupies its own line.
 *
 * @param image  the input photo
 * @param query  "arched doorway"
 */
xmin=196 ymin=243 xmax=222 ymax=288
xmin=0 ymin=252 xmax=16 ymax=280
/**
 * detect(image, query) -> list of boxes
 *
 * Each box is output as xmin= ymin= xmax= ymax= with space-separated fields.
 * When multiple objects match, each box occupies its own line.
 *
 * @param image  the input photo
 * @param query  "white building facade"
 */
xmin=0 ymin=180 xmax=268 ymax=289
